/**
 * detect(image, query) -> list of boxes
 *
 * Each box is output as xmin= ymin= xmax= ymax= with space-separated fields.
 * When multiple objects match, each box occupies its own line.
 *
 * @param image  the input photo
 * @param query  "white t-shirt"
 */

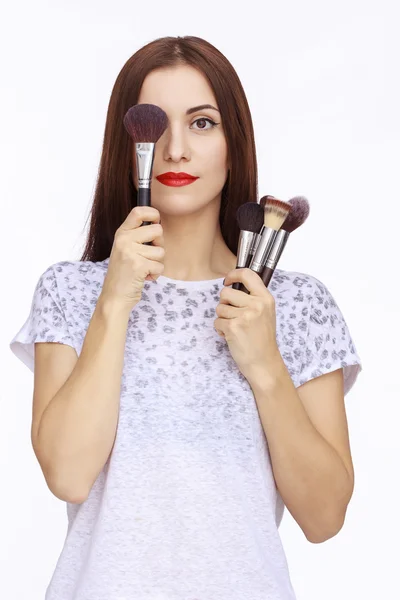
xmin=10 ymin=259 xmax=362 ymax=600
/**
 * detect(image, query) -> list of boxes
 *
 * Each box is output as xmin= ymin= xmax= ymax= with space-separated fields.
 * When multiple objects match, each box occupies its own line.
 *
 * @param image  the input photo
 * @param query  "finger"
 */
xmin=151 ymin=230 xmax=165 ymax=248
xmin=214 ymin=317 xmax=227 ymax=338
xmin=219 ymin=286 xmax=251 ymax=307
xmin=136 ymin=242 xmax=165 ymax=261
xmin=215 ymin=303 xmax=240 ymax=319
xmin=121 ymin=206 xmax=161 ymax=230
xmin=132 ymin=223 xmax=163 ymax=244
xmin=224 ymin=268 xmax=267 ymax=296
xmin=145 ymin=258 xmax=165 ymax=277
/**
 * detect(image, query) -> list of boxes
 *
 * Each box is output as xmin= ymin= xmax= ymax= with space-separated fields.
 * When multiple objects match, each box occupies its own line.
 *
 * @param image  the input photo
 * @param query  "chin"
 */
xmin=153 ymin=191 xmax=217 ymax=213
xmin=153 ymin=201 xmax=209 ymax=217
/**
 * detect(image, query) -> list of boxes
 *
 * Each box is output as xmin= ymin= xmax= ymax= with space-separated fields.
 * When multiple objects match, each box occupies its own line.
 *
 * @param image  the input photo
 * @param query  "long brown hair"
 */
xmin=80 ymin=36 xmax=258 ymax=262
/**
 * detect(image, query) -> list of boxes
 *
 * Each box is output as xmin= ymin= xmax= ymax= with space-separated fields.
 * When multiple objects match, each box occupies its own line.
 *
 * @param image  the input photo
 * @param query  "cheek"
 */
xmin=203 ymin=138 xmax=228 ymax=179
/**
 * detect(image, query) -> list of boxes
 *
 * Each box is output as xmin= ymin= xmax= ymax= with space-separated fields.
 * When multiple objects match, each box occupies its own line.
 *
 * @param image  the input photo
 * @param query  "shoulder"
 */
xmin=41 ymin=259 xmax=108 ymax=289
xmin=270 ymin=268 xmax=346 ymax=338
xmin=50 ymin=258 xmax=108 ymax=279
xmin=270 ymin=267 xmax=331 ymax=304
xmin=35 ymin=259 xmax=108 ymax=314
xmin=37 ymin=260 xmax=109 ymax=338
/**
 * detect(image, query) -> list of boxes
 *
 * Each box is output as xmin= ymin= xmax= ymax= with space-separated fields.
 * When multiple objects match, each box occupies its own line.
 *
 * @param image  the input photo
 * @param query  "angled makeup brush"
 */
xmin=232 ymin=202 xmax=264 ymax=290
xmin=261 ymin=196 xmax=310 ymax=287
xmin=123 ymin=104 xmax=168 ymax=240
xmin=260 ymin=194 xmax=277 ymax=208
xmin=238 ymin=196 xmax=291 ymax=293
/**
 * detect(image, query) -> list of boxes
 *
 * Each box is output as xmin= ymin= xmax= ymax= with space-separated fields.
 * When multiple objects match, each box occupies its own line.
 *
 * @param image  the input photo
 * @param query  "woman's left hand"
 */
xmin=214 ymin=268 xmax=282 ymax=385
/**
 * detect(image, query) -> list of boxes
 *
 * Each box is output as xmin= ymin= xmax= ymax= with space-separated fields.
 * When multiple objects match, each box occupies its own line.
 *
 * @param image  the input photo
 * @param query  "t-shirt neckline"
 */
xmin=102 ymin=259 xmax=225 ymax=288
xmin=154 ymin=275 xmax=225 ymax=288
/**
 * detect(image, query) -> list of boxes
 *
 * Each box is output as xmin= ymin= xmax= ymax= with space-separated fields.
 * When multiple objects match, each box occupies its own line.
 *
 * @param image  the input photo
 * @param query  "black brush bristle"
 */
xmin=236 ymin=202 xmax=264 ymax=233
xmin=283 ymin=196 xmax=310 ymax=232
xmin=123 ymin=104 xmax=168 ymax=143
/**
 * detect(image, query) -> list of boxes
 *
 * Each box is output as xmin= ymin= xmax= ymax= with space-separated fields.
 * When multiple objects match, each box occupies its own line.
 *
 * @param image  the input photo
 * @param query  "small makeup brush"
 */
xmin=123 ymin=104 xmax=168 ymax=240
xmin=232 ymin=202 xmax=264 ymax=290
xmin=261 ymin=196 xmax=310 ymax=287
xmin=238 ymin=196 xmax=291 ymax=293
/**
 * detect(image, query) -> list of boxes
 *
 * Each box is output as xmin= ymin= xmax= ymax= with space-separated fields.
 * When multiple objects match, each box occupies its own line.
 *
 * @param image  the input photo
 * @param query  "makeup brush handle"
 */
xmin=237 ymin=282 xmax=250 ymax=294
xmin=261 ymin=266 xmax=275 ymax=287
xmin=232 ymin=282 xmax=241 ymax=290
xmin=137 ymin=188 xmax=152 ymax=244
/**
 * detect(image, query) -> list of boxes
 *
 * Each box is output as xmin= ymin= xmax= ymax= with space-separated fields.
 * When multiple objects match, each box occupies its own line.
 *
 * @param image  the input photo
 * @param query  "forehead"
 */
xmin=137 ymin=65 xmax=218 ymax=114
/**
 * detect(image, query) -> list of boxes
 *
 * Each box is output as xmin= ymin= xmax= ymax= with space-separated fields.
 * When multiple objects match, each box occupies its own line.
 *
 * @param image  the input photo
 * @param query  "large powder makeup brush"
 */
xmin=232 ymin=202 xmax=264 ymax=290
xmin=123 ymin=104 xmax=168 ymax=237
xmin=261 ymin=196 xmax=310 ymax=287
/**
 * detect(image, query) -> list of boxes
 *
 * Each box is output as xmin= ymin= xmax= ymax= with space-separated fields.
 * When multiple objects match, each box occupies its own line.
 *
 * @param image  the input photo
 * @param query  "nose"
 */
xmin=162 ymin=122 xmax=191 ymax=163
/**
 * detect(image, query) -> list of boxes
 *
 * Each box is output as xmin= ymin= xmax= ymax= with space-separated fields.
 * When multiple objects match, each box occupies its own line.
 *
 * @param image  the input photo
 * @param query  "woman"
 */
xmin=10 ymin=36 xmax=362 ymax=600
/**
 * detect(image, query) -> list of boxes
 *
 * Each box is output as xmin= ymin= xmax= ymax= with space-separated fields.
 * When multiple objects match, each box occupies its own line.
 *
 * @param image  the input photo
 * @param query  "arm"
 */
xmin=33 ymin=295 xmax=131 ymax=503
xmin=250 ymin=358 xmax=354 ymax=544
xmin=214 ymin=268 xmax=360 ymax=543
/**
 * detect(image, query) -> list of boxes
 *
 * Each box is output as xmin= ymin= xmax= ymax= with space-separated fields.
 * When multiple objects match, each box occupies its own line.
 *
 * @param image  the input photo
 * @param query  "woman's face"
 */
xmin=132 ymin=64 xmax=229 ymax=217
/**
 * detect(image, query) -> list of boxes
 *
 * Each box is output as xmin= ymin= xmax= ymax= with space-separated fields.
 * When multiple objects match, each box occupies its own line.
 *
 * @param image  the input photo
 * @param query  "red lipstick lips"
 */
xmin=156 ymin=172 xmax=199 ymax=187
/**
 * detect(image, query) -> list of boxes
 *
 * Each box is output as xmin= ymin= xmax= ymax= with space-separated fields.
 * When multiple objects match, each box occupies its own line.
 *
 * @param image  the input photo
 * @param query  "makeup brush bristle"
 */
xmin=123 ymin=104 xmax=168 ymax=143
xmin=283 ymin=196 xmax=310 ymax=232
xmin=259 ymin=195 xmax=276 ymax=209
xmin=236 ymin=202 xmax=264 ymax=233
xmin=263 ymin=197 xmax=291 ymax=230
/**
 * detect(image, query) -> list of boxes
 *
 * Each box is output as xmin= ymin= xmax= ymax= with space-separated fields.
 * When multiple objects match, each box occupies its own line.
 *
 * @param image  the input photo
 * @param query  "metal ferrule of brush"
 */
xmin=237 ymin=230 xmax=258 ymax=268
xmin=232 ymin=230 xmax=258 ymax=290
xmin=248 ymin=231 xmax=262 ymax=264
xmin=249 ymin=228 xmax=279 ymax=273
xmin=263 ymin=230 xmax=290 ymax=269
xmin=135 ymin=142 xmax=155 ymax=189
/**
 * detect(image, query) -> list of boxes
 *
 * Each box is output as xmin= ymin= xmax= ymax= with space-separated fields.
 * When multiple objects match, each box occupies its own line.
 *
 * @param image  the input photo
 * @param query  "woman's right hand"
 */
xmin=100 ymin=206 xmax=165 ymax=310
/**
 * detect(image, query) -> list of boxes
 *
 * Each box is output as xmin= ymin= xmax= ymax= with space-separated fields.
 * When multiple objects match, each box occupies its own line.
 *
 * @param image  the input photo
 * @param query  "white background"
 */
xmin=1 ymin=1 xmax=399 ymax=598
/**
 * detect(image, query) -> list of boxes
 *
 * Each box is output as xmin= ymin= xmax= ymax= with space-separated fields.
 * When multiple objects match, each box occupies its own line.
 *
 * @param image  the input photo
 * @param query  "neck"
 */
xmin=159 ymin=199 xmax=237 ymax=281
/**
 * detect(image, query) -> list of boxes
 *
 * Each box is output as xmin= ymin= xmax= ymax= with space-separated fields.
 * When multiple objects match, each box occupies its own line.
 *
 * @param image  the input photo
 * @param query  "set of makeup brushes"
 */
xmin=122 ymin=102 xmax=310 ymax=285
xmin=234 ymin=195 xmax=310 ymax=293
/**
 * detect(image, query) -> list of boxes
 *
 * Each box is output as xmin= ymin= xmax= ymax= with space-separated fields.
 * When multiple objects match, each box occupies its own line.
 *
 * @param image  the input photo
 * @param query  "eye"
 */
xmin=191 ymin=117 xmax=219 ymax=131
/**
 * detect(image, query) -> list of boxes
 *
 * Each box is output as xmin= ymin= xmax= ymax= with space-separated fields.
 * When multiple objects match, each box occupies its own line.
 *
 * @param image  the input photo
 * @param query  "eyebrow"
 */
xmin=186 ymin=104 xmax=220 ymax=115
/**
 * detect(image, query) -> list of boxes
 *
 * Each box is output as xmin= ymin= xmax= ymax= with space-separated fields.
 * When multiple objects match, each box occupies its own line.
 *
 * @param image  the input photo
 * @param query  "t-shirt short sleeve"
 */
xmin=298 ymin=278 xmax=362 ymax=395
xmin=10 ymin=265 xmax=75 ymax=373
